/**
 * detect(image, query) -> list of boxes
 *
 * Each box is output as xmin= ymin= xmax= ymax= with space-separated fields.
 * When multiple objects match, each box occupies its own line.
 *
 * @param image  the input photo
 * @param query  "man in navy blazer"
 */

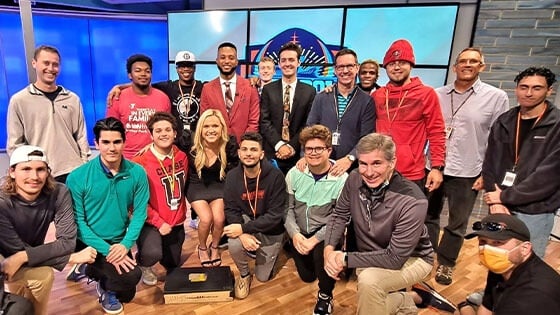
xmin=259 ymin=42 xmax=316 ymax=174
xmin=200 ymin=42 xmax=260 ymax=143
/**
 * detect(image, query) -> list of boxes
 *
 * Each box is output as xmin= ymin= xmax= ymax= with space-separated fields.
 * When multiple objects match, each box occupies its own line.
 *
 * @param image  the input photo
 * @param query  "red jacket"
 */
xmin=200 ymin=75 xmax=260 ymax=142
xmin=133 ymin=145 xmax=188 ymax=228
xmin=373 ymin=77 xmax=445 ymax=181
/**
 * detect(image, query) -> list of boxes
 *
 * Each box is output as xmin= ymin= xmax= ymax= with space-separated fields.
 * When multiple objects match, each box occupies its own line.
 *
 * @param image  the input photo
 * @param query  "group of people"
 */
xmin=1 ymin=36 xmax=560 ymax=315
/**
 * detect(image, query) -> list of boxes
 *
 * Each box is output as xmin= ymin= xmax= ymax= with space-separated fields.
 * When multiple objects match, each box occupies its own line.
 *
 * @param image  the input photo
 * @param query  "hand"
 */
xmin=323 ymin=247 xmax=344 ymax=280
xmin=489 ymin=204 xmax=511 ymax=215
xmin=239 ymin=234 xmax=261 ymax=251
xmin=425 ymin=169 xmax=443 ymax=192
xmin=295 ymin=157 xmax=307 ymax=172
xmin=322 ymin=85 xmax=334 ymax=94
xmin=292 ymin=233 xmax=309 ymax=255
xmin=106 ymin=85 xmax=122 ymax=107
xmin=249 ymin=77 xmax=260 ymax=87
xmin=159 ymin=223 xmax=172 ymax=236
xmin=484 ymin=184 xmax=503 ymax=205
xmin=1 ymin=251 xmax=27 ymax=281
xmin=69 ymin=246 xmax=97 ymax=264
xmin=275 ymin=144 xmax=295 ymax=160
xmin=106 ymin=244 xmax=128 ymax=264
xmin=329 ymin=157 xmax=352 ymax=177
xmin=109 ymin=255 xmax=137 ymax=275
xmin=300 ymin=235 xmax=320 ymax=254
xmin=472 ymin=176 xmax=484 ymax=191
xmin=133 ymin=143 xmax=151 ymax=157
xmin=223 ymin=223 xmax=243 ymax=238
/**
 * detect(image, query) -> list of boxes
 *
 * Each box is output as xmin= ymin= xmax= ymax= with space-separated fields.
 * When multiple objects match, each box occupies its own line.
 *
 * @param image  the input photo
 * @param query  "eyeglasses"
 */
xmin=472 ymin=221 xmax=511 ymax=233
xmin=304 ymin=146 xmax=328 ymax=154
xmin=385 ymin=60 xmax=409 ymax=69
xmin=334 ymin=64 xmax=357 ymax=71
xmin=456 ymin=59 xmax=482 ymax=66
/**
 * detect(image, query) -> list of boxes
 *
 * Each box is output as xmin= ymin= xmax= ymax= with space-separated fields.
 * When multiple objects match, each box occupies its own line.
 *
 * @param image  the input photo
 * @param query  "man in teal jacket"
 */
xmin=67 ymin=117 xmax=149 ymax=315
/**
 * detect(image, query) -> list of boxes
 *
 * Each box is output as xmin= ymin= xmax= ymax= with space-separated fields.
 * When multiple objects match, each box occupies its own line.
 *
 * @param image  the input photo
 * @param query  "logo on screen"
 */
xmin=249 ymin=28 xmax=339 ymax=91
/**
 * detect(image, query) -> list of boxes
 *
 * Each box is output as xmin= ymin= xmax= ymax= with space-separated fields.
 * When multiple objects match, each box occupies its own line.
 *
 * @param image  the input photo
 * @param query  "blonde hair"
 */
xmin=191 ymin=109 xmax=229 ymax=180
xmin=1 ymin=167 xmax=56 ymax=196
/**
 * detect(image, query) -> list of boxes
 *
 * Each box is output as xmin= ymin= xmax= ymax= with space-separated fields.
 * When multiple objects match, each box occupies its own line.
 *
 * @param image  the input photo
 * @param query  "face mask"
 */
xmin=478 ymin=244 xmax=518 ymax=274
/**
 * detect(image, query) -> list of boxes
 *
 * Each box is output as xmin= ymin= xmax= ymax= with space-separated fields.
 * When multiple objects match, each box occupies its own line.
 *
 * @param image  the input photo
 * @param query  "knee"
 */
xmin=139 ymin=247 xmax=162 ymax=266
xmin=357 ymin=271 xmax=384 ymax=295
xmin=228 ymin=238 xmax=243 ymax=253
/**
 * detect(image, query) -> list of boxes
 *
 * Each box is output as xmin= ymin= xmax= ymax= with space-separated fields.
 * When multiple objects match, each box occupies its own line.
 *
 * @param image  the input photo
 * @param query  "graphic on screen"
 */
xmin=248 ymin=28 xmax=339 ymax=91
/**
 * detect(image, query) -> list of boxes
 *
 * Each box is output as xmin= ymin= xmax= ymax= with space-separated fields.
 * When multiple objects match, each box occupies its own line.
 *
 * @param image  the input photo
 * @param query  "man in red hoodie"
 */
xmin=372 ymin=39 xmax=446 ymax=193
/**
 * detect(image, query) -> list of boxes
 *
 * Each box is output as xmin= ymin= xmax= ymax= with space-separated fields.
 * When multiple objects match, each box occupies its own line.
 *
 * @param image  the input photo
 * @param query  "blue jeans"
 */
xmin=512 ymin=211 xmax=554 ymax=258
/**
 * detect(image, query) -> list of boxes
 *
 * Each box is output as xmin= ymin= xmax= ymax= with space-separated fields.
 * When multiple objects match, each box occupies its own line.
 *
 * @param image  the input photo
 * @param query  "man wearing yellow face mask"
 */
xmin=458 ymin=214 xmax=560 ymax=314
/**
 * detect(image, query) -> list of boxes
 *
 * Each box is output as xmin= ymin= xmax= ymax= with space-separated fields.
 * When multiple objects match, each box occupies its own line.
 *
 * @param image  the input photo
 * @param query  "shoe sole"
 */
xmin=142 ymin=278 xmax=157 ymax=286
xmin=101 ymin=304 xmax=123 ymax=315
xmin=66 ymin=264 xmax=86 ymax=282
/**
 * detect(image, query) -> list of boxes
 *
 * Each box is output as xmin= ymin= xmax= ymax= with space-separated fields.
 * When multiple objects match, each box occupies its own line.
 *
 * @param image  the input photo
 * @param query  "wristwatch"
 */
xmin=346 ymin=155 xmax=356 ymax=162
xmin=432 ymin=165 xmax=444 ymax=172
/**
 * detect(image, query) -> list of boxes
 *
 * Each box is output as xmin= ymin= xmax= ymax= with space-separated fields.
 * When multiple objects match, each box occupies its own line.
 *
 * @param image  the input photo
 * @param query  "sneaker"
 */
xmin=189 ymin=218 xmax=199 ymax=229
xmin=235 ymin=274 xmax=252 ymax=299
xmin=466 ymin=290 xmax=484 ymax=306
xmin=141 ymin=266 xmax=157 ymax=286
xmin=66 ymin=263 xmax=87 ymax=282
xmin=411 ymin=281 xmax=457 ymax=313
xmin=96 ymin=282 xmax=123 ymax=314
xmin=313 ymin=292 xmax=333 ymax=315
xmin=435 ymin=264 xmax=454 ymax=285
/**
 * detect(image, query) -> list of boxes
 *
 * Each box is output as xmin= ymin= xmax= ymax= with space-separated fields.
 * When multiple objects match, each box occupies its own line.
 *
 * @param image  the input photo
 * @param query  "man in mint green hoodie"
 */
xmin=67 ymin=117 xmax=149 ymax=315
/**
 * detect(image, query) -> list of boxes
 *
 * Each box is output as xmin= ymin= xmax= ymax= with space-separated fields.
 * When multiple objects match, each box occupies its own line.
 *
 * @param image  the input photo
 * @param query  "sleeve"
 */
xmin=200 ymin=84 xmax=211 ymax=116
xmin=324 ymin=179 xmax=352 ymax=248
xmin=423 ymin=89 xmax=446 ymax=167
xmin=288 ymin=87 xmax=316 ymax=150
xmin=242 ymin=172 xmax=287 ymax=234
xmin=119 ymin=169 xmax=149 ymax=250
xmin=259 ymin=86 xmax=281 ymax=151
xmin=313 ymin=174 xmax=347 ymax=242
xmin=66 ymin=171 xmax=112 ymax=255
xmin=246 ymin=85 xmax=260 ymax=132
xmin=224 ymin=170 xmax=244 ymax=225
xmin=105 ymin=97 xmax=120 ymax=118
xmin=133 ymin=155 xmax=165 ymax=229
xmin=481 ymin=122 xmax=503 ymax=192
xmin=284 ymin=169 xmax=300 ymax=238
xmin=26 ymin=188 xmax=77 ymax=271
xmin=481 ymin=271 xmax=501 ymax=311
xmin=74 ymin=97 xmax=91 ymax=162
xmin=6 ymin=97 xmax=26 ymax=155
xmin=0 ymin=204 xmax=28 ymax=256
xmin=349 ymin=95 xmax=376 ymax=157
xmin=306 ymin=95 xmax=322 ymax=126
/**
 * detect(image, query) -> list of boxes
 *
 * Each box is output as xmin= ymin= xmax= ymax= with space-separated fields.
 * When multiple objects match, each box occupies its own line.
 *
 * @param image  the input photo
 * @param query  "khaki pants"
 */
xmin=356 ymin=257 xmax=432 ymax=315
xmin=3 ymin=263 xmax=53 ymax=315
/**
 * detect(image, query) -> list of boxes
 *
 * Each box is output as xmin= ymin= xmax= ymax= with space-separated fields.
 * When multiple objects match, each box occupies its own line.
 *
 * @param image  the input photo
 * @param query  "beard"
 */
xmin=217 ymin=64 xmax=237 ymax=77
xmin=241 ymin=158 xmax=260 ymax=169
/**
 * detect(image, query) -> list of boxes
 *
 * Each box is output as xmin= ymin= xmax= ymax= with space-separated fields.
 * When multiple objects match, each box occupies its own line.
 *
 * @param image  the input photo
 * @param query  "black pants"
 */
xmin=136 ymin=224 xmax=185 ymax=270
xmin=290 ymin=239 xmax=335 ymax=296
xmin=77 ymin=240 xmax=141 ymax=303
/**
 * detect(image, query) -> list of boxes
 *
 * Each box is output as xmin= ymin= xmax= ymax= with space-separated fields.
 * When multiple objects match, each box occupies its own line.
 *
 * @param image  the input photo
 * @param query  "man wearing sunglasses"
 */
xmin=459 ymin=214 xmax=560 ymax=314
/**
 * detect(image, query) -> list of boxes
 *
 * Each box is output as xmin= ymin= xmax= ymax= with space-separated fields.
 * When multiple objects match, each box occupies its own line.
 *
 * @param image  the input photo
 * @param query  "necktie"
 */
xmin=282 ymin=84 xmax=291 ymax=141
xmin=224 ymin=82 xmax=233 ymax=114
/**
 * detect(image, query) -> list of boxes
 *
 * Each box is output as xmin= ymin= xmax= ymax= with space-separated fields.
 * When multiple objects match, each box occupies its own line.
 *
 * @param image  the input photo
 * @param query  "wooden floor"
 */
xmin=46 ymin=221 xmax=560 ymax=315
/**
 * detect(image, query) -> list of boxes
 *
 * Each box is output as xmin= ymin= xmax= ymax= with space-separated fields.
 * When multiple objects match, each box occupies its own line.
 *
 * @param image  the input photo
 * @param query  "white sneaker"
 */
xmin=140 ymin=266 xmax=157 ymax=286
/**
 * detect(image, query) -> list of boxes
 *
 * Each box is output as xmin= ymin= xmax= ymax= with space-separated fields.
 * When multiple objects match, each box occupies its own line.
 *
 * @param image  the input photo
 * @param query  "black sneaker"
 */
xmin=412 ymin=281 xmax=456 ymax=313
xmin=313 ymin=292 xmax=333 ymax=315
xmin=66 ymin=263 xmax=87 ymax=282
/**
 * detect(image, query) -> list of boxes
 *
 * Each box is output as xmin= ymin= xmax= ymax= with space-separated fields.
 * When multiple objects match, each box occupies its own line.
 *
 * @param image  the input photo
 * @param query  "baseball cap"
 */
xmin=10 ymin=145 xmax=49 ymax=167
xmin=175 ymin=51 xmax=196 ymax=64
xmin=465 ymin=214 xmax=530 ymax=242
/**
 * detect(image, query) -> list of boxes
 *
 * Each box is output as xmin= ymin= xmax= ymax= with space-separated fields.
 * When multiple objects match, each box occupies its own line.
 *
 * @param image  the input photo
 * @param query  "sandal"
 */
xmin=198 ymin=245 xmax=212 ymax=267
xmin=210 ymin=246 xmax=222 ymax=267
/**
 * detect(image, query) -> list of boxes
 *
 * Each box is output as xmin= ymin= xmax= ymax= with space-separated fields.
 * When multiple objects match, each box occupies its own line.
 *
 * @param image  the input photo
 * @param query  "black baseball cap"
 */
xmin=465 ymin=214 xmax=530 ymax=242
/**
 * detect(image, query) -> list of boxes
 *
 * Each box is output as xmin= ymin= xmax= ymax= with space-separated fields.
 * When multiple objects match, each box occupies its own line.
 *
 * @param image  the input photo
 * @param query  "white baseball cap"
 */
xmin=10 ymin=145 xmax=49 ymax=167
xmin=175 ymin=51 xmax=196 ymax=64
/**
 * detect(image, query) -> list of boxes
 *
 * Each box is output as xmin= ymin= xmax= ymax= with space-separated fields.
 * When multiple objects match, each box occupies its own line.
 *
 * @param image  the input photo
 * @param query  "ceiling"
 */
xmin=1 ymin=0 xmax=202 ymax=14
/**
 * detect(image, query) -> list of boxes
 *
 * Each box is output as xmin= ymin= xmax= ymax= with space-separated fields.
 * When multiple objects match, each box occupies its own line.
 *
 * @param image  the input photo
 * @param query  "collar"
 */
xmin=150 ymin=144 xmax=174 ymax=160
xmin=447 ymin=77 xmax=482 ymax=95
xmin=28 ymin=83 xmax=69 ymax=96
xmin=335 ymin=84 xmax=358 ymax=98
xmin=219 ymin=75 xmax=237 ymax=86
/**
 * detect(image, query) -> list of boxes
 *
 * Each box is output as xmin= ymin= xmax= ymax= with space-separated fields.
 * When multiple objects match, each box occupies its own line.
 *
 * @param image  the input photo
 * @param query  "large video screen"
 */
xmin=0 ymin=10 xmax=167 ymax=147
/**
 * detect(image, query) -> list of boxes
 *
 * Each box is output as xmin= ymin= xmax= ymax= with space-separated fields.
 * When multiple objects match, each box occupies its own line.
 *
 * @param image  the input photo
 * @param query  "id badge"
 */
xmin=501 ymin=171 xmax=517 ymax=187
xmin=170 ymin=198 xmax=179 ymax=211
xmin=332 ymin=131 xmax=341 ymax=146
xmin=445 ymin=126 xmax=454 ymax=139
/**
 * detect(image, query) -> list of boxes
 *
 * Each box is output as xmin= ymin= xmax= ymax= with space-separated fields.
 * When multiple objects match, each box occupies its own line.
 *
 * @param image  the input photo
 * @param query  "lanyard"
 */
xmin=384 ymin=89 xmax=408 ymax=128
xmin=450 ymin=89 xmax=474 ymax=123
xmin=178 ymin=81 xmax=196 ymax=117
xmin=157 ymin=151 xmax=176 ymax=196
xmin=243 ymin=168 xmax=261 ymax=218
xmin=513 ymin=110 xmax=544 ymax=169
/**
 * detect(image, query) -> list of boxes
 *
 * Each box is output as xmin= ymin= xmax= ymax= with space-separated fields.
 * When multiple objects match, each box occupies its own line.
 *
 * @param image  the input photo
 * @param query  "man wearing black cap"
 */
xmin=458 ymin=214 xmax=560 ymax=314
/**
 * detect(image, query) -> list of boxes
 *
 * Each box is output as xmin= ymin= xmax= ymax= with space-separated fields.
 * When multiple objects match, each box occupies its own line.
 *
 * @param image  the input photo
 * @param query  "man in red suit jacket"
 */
xmin=200 ymin=42 xmax=260 ymax=143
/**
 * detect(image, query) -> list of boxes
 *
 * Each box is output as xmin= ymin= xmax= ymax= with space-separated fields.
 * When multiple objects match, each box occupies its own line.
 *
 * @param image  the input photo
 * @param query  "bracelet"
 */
xmin=457 ymin=300 xmax=476 ymax=310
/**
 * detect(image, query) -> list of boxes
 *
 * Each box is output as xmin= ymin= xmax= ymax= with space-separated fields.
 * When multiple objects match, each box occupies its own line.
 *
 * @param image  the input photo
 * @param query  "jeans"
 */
xmin=356 ymin=257 xmax=432 ymax=315
xmin=512 ymin=211 xmax=554 ymax=258
xmin=136 ymin=224 xmax=185 ymax=270
xmin=426 ymin=175 xmax=479 ymax=266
